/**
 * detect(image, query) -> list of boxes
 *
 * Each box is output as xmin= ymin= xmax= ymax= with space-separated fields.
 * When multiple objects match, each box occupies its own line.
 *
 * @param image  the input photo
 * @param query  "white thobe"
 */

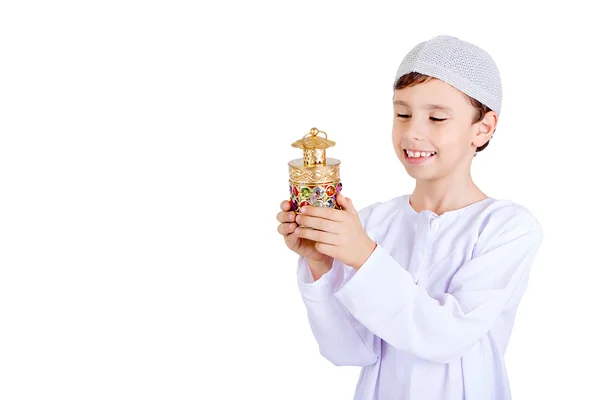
xmin=297 ymin=195 xmax=543 ymax=399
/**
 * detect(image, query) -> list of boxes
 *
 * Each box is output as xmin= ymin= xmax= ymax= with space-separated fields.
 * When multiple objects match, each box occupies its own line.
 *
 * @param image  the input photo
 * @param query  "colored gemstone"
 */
xmin=293 ymin=186 xmax=299 ymax=197
xmin=336 ymin=182 xmax=342 ymax=193
xmin=300 ymin=201 xmax=309 ymax=208
xmin=301 ymin=187 xmax=310 ymax=197
xmin=325 ymin=185 xmax=335 ymax=196
xmin=313 ymin=186 xmax=324 ymax=199
xmin=309 ymin=194 xmax=316 ymax=204
xmin=325 ymin=198 xmax=334 ymax=208
xmin=313 ymin=200 xmax=324 ymax=207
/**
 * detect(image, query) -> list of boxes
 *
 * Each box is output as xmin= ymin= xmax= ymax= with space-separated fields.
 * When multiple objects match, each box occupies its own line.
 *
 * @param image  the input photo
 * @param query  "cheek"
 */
xmin=392 ymin=119 xmax=416 ymax=140
xmin=435 ymin=132 xmax=473 ymax=165
xmin=435 ymin=135 xmax=457 ymax=150
xmin=391 ymin=125 xmax=404 ymax=145
xmin=434 ymin=126 xmax=469 ymax=148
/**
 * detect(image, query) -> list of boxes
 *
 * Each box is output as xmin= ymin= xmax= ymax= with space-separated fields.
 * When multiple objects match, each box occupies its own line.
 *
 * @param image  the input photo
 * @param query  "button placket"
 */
xmin=413 ymin=212 xmax=439 ymax=285
xmin=414 ymin=215 xmax=439 ymax=285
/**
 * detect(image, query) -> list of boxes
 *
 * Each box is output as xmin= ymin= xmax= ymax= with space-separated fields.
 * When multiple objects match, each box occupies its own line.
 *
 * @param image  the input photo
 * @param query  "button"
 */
xmin=431 ymin=219 xmax=440 ymax=231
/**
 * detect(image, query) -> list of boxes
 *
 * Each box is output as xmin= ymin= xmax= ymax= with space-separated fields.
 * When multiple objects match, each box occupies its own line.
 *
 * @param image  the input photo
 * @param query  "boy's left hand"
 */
xmin=294 ymin=193 xmax=377 ymax=270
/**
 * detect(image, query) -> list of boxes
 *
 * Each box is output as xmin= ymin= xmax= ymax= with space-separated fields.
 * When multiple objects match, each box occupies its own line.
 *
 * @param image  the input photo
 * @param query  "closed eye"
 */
xmin=396 ymin=114 xmax=447 ymax=122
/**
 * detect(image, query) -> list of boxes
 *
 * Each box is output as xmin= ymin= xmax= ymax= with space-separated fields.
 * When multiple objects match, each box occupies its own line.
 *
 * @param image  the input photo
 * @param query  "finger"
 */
xmin=280 ymin=200 xmax=291 ymax=211
xmin=283 ymin=232 xmax=300 ymax=244
xmin=295 ymin=226 xmax=338 ymax=245
xmin=277 ymin=210 xmax=297 ymax=223
xmin=336 ymin=193 xmax=358 ymax=216
xmin=314 ymin=242 xmax=338 ymax=259
xmin=295 ymin=214 xmax=343 ymax=234
xmin=278 ymin=222 xmax=298 ymax=236
xmin=299 ymin=205 xmax=345 ymax=222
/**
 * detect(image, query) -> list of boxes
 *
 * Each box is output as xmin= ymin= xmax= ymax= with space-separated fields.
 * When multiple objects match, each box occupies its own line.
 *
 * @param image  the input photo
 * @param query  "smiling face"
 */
xmin=392 ymin=77 xmax=496 ymax=182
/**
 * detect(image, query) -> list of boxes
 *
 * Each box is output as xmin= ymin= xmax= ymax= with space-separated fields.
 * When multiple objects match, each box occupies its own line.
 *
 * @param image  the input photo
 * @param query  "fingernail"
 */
xmin=300 ymin=206 xmax=306 ymax=213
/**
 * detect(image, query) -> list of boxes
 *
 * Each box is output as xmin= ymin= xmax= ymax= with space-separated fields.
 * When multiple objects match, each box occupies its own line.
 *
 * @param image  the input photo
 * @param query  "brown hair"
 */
xmin=394 ymin=72 xmax=494 ymax=153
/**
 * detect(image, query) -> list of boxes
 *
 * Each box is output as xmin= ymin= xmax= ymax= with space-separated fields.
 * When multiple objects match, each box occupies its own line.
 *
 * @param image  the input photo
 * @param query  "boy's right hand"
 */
xmin=276 ymin=200 xmax=333 ymax=272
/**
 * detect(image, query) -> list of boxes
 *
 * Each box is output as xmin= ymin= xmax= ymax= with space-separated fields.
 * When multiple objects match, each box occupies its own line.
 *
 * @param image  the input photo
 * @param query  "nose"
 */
xmin=401 ymin=118 xmax=425 ymax=142
xmin=410 ymin=131 xmax=424 ymax=142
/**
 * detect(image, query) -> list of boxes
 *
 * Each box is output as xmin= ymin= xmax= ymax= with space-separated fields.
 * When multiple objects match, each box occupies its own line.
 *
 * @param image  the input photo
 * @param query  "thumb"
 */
xmin=337 ymin=193 xmax=358 ymax=216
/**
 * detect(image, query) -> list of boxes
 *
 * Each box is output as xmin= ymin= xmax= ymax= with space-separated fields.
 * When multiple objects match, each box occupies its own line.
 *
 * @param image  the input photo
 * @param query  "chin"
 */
xmin=399 ymin=156 xmax=445 ymax=181
xmin=403 ymin=167 xmax=438 ymax=181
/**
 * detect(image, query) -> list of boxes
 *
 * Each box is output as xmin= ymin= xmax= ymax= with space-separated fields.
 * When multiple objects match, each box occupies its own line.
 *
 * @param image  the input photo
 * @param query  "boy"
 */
xmin=276 ymin=35 xmax=542 ymax=399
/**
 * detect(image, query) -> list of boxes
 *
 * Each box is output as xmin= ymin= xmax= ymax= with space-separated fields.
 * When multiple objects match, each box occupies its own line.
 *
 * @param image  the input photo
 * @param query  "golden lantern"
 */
xmin=288 ymin=127 xmax=342 ymax=214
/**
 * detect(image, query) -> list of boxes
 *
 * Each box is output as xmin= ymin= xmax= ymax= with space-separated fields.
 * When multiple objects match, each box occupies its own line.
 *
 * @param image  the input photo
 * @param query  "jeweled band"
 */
xmin=288 ymin=180 xmax=343 ymax=214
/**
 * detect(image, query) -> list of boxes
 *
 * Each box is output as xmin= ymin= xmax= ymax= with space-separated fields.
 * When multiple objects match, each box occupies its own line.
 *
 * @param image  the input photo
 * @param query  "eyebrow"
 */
xmin=393 ymin=100 xmax=454 ymax=112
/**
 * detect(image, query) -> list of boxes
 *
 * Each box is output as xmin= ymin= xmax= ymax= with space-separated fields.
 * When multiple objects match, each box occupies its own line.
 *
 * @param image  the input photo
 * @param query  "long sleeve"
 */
xmin=295 ymin=202 xmax=383 ymax=367
xmin=333 ymin=211 xmax=543 ymax=364
xmin=297 ymin=257 xmax=379 ymax=366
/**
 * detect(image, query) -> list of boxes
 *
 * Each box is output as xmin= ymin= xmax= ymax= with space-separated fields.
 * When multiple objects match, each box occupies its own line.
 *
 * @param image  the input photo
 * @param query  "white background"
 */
xmin=1 ymin=1 xmax=598 ymax=399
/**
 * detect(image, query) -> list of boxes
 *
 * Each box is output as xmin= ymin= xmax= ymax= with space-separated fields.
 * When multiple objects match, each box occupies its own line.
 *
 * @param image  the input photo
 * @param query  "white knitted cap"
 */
xmin=393 ymin=35 xmax=502 ymax=116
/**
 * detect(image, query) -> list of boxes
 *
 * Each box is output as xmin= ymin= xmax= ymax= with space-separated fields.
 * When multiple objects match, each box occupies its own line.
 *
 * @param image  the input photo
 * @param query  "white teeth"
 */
xmin=406 ymin=150 xmax=436 ymax=158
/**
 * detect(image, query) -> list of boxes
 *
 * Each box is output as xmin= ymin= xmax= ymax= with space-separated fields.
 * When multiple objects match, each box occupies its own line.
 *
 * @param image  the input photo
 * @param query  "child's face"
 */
xmin=392 ymin=78 xmax=493 ymax=182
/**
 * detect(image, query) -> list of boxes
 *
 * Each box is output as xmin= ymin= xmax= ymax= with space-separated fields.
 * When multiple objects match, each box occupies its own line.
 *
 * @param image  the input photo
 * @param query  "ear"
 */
xmin=472 ymin=111 xmax=498 ymax=148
